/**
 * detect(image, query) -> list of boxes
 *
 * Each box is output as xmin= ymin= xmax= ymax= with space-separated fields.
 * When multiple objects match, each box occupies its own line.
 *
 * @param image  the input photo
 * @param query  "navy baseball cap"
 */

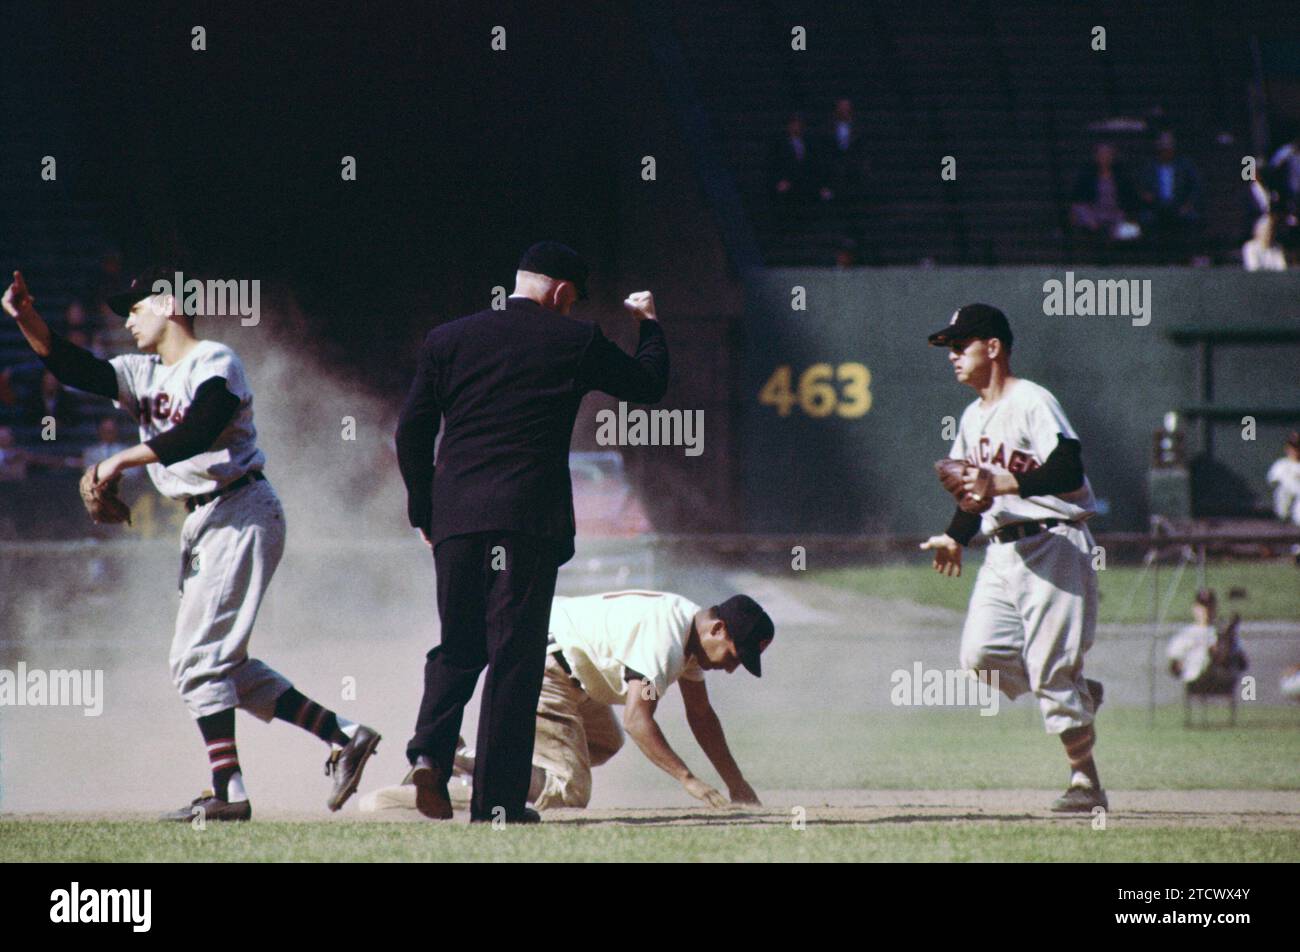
xmin=715 ymin=594 xmax=775 ymax=677
xmin=106 ymin=264 xmax=183 ymax=317
xmin=927 ymin=303 xmax=1013 ymax=348
xmin=518 ymin=241 xmax=589 ymax=300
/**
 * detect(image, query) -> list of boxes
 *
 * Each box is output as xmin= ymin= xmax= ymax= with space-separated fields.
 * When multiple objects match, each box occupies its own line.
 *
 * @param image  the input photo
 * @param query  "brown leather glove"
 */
xmin=79 ymin=463 xmax=132 ymax=525
xmin=935 ymin=459 xmax=994 ymax=514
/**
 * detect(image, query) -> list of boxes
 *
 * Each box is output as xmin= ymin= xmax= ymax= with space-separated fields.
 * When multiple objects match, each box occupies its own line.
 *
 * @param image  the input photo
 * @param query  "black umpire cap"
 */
xmin=927 ymin=303 xmax=1013 ymax=349
xmin=714 ymin=594 xmax=775 ymax=677
xmin=518 ymin=241 xmax=589 ymax=300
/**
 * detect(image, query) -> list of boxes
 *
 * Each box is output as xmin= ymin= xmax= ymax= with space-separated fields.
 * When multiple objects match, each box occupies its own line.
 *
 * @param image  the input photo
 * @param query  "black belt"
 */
xmin=546 ymin=639 xmax=583 ymax=690
xmin=186 ymin=471 xmax=266 ymax=512
xmin=991 ymin=518 xmax=1078 ymax=544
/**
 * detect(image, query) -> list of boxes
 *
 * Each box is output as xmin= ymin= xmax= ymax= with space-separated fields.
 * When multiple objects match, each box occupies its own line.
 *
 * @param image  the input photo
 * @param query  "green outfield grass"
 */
xmin=1 ymin=819 xmax=1294 ymax=863
xmin=811 ymin=559 xmax=1300 ymax=624
xmin=727 ymin=705 xmax=1300 ymax=792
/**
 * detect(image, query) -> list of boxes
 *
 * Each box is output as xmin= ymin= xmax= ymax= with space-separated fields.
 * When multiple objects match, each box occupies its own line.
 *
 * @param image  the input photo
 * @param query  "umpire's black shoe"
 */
xmin=1086 ymin=678 xmax=1105 ymax=711
xmin=405 ymin=756 xmax=454 ymax=820
xmin=160 ymin=791 xmax=251 ymax=823
xmin=325 ymin=725 xmax=382 ymax=812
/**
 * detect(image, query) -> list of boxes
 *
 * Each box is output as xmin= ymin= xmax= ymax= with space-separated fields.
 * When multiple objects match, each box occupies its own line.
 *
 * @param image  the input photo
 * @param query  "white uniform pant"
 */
xmin=170 ymin=477 xmax=292 ymax=721
xmin=532 ymin=656 xmax=624 ymax=809
xmin=960 ymin=523 xmax=1099 ymax=734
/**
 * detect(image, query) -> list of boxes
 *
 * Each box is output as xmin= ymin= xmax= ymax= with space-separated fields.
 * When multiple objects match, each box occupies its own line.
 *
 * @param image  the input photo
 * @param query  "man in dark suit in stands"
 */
xmin=821 ymin=97 xmax=870 ymax=201
xmin=394 ymin=241 xmax=669 ymax=823
xmin=1138 ymin=131 xmax=1203 ymax=257
xmin=770 ymin=113 xmax=828 ymax=205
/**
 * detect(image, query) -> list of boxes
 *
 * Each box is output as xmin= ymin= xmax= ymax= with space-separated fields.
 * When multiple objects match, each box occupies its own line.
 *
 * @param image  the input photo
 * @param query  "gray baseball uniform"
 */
xmin=111 ymin=342 xmax=291 ymax=720
xmin=950 ymin=378 xmax=1099 ymax=734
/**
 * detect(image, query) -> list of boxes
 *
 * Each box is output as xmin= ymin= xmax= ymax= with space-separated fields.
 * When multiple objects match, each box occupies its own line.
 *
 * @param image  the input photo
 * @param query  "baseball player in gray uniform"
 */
xmin=3 ymin=267 xmax=381 ymax=821
xmin=362 ymin=590 xmax=774 ymax=814
xmin=920 ymin=304 xmax=1108 ymax=813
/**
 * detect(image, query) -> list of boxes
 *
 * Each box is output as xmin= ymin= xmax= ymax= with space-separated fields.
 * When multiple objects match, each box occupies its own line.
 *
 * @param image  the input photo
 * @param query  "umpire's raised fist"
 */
xmin=622 ymin=290 xmax=657 ymax=322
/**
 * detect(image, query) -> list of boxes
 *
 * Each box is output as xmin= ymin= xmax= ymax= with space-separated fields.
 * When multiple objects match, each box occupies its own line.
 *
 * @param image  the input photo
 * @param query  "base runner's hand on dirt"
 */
xmin=683 ymin=776 xmax=728 ymax=808
xmin=728 ymin=780 xmax=761 ymax=806
xmin=920 ymin=534 xmax=963 ymax=577
xmin=623 ymin=290 xmax=657 ymax=322
xmin=2 ymin=271 xmax=35 ymax=319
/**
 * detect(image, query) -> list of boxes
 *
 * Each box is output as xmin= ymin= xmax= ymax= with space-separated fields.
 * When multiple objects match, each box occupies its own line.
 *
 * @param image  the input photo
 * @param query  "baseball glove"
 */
xmin=934 ymin=459 xmax=994 ymax=514
xmin=79 ymin=463 xmax=132 ymax=525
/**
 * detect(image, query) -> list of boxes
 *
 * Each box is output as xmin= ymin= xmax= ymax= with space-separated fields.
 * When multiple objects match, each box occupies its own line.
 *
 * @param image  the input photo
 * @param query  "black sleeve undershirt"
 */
xmin=945 ymin=508 xmax=981 ymax=546
xmin=37 ymin=331 xmax=118 ymax=400
xmin=1016 ymin=435 xmax=1085 ymax=498
xmin=145 ymin=377 xmax=241 ymax=465
xmin=944 ymin=436 xmax=1085 ymax=546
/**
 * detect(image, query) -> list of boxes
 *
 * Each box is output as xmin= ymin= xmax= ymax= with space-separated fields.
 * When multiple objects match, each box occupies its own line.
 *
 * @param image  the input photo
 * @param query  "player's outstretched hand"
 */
xmin=683 ymin=775 xmax=728 ymax=808
xmin=728 ymin=780 xmax=761 ymax=806
xmin=920 ymin=534 xmax=963 ymax=577
xmin=2 ymin=271 xmax=35 ymax=319
xmin=622 ymin=290 xmax=657 ymax=322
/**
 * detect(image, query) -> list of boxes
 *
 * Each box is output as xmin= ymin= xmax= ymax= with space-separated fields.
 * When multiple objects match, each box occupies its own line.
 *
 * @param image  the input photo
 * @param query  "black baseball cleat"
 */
xmin=405 ymin=757 xmax=454 ymax=820
xmin=1050 ymin=785 xmax=1109 ymax=813
xmin=1086 ymin=678 xmax=1104 ymax=711
xmin=161 ymin=791 xmax=252 ymax=823
xmin=325 ymin=725 xmax=382 ymax=812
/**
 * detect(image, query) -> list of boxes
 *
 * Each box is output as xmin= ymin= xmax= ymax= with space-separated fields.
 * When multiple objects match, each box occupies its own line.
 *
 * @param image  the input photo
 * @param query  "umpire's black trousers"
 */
xmin=407 ymin=531 xmax=559 ymax=821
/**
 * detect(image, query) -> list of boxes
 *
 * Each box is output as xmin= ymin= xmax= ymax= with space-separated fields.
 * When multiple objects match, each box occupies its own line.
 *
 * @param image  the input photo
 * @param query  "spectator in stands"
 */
xmin=1137 ymin=131 xmax=1202 ymax=255
xmin=770 ymin=113 xmax=827 ymax=205
xmin=0 ymin=425 xmax=28 ymax=481
xmin=1069 ymin=143 xmax=1140 ymax=240
xmin=1243 ymin=212 xmax=1288 ymax=271
xmin=82 ymin=415 xmax=128 ymax=468
xmin=1268 ymin=130 xmax=1300 ymax=206
xmin=65 ymin=299 xmax=92 ymax=335
xmin=24 ymin=369 xmax=81 ymax=429
xmin=1166 ymin=589 xmax=1248 ymax=693
xmin=1267 ymin=432 xmax=1300 ymax=562
xmin=821 ymin=97 xmax=868 ymax=200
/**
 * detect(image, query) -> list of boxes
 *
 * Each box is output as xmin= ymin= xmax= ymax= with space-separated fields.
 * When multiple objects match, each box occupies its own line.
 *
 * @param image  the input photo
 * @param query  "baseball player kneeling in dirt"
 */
xmin=3 ymin=268 xmax=381 ymax=821
xmin=921 ymin=304 xmax=1108 ymax=813
xmin=367 ymin=590 xmax=773 ymax=814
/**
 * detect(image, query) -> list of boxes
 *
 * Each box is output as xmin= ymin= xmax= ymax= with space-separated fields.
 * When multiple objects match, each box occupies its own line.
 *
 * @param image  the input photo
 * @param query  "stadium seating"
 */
xmin=665 ymin=0 xmax=1266 ymax=265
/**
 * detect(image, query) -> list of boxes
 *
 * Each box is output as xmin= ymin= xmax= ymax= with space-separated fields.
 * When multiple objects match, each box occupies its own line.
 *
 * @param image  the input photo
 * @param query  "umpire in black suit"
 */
xmin=395 ymin=241 xmax=669 ymax=822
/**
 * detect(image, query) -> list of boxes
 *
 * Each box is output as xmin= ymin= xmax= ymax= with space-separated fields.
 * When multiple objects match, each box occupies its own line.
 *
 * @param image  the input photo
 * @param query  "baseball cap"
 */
xmin=518 ymin=241 xmax=589 ymax=300
xmin=714 ymin=594 xmax=775 ymax=677
xmin=927 ymin=303 xmax=1014 ymax=348
xmin=106 ymin=264 xmax=184 ymax=318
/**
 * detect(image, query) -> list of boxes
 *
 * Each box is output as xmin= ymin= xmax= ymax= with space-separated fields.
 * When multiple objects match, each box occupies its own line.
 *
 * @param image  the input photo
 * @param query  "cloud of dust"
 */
xmin=0 ymin=295 xmax=445 ymax=815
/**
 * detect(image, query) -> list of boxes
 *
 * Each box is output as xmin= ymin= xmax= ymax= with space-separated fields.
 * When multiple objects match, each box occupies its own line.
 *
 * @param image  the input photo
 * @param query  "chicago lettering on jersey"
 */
xmin=970 ymin=437 xmax=1041 ymax=474
xmin=139 ymin=393 xmax=187 ymax=427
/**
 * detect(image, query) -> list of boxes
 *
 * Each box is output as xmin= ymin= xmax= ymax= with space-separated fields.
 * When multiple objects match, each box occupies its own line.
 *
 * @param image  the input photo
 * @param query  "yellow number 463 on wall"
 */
xmin=758 ymin=363 xmax=872 ymax=418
